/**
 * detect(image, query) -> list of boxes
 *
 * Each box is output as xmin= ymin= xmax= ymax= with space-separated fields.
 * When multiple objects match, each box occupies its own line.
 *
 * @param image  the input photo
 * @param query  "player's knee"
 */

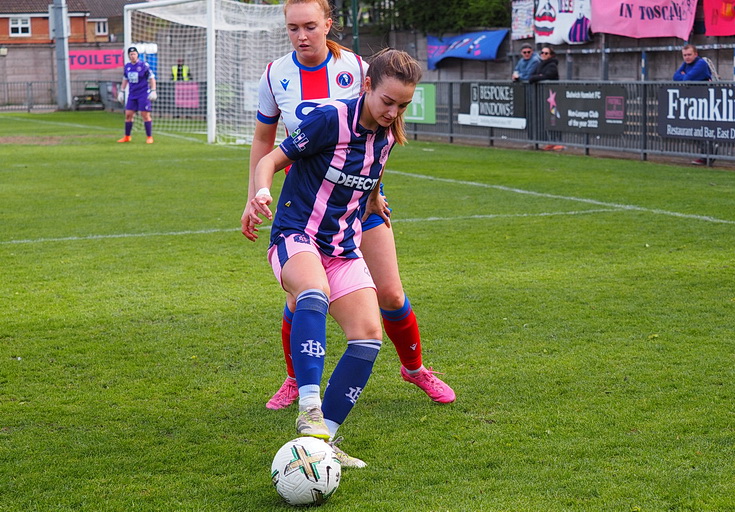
xmin=376 ymin=287 xmax=405 ymax=311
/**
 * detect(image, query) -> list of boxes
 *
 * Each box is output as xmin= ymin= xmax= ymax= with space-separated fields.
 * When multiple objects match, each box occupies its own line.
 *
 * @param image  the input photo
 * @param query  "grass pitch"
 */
xmin=1 ymin=111 xmax=734 ymax=511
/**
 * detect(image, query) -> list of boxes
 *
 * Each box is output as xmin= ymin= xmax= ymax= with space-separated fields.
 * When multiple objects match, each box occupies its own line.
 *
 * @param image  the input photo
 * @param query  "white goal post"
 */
xmin=124 ymin=0 xmax=291 ymax=144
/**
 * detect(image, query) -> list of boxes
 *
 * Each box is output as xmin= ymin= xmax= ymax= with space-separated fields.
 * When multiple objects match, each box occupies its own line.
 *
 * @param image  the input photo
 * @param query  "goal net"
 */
xmin=124 ymin=0 xmax=291 ymax=144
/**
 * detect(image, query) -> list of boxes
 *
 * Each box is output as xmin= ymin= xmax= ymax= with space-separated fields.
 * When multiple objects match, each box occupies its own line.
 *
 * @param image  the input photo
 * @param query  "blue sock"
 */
xmin=125 ymin=121 xmax=133 ymax=136
xmin=323 ymin=339 xmax=382 ymax=429
xmin=291 ymin=289 xmax=329 ymax=390
xmin=144 ymin=121 xmax=152 ymax=137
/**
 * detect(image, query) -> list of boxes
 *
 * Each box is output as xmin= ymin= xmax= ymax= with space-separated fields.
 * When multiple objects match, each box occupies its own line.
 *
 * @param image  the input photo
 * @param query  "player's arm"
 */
xmin=242 ymin=120 xmax=279 ymax=241
xmin=363 ymin=178 xmax=391 ymax=228
xmin=147 ymin=76 xmax=157 ymax=100
xmin=118 ymin=79 xmax=129 ymax=103
xmin=242 ymin=146 xmax=293 ymax=241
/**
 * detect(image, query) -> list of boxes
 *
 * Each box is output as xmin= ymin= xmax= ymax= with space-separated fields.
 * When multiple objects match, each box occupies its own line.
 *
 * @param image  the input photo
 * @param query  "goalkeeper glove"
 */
xmin=117 ymin=91 xmax=125 ymax=104
xmin=147 ymin=90 xmax=157 ymax=101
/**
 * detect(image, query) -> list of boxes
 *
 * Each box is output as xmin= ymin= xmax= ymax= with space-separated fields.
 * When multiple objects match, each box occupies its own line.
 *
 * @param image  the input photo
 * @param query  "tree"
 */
xmin=363 ymin=0 xmax=510 ymax=35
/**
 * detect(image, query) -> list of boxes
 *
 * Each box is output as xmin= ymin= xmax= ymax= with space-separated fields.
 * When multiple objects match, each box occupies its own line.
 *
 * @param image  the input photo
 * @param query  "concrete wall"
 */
xmin=347 ymin=30 xmax=735 ymax=82
xmin=0 ymin=44 xmax=123 ymax=84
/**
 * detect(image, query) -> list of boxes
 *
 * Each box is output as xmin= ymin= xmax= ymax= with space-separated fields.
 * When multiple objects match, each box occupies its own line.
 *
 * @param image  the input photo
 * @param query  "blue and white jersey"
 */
xmin=257 ymin=50 xmax=366 ymax=135
xmin=270 ymin=96 xmax=395 ymax=258
xmin=123 ymin=60 xmax=154 ymax=100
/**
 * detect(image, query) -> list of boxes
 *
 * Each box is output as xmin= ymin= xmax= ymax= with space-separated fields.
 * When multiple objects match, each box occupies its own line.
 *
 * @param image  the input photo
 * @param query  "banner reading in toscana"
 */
xmin=590 ymin=0 xmax=696 ymax=40
xmin=427 ymin=30 xmax=508 ymax=70
xmin=535 ymin=0 xmax=592 ymax=45
xmin=703 ymin=0 xmax=735 ymax=36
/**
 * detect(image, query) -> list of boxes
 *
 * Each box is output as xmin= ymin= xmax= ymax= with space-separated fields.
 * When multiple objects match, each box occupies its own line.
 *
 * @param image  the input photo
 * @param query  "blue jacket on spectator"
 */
xmin=673 ymin=56 xmax=711 ymax=81
xmin=514 ymin=53 xmax=541 ymax=82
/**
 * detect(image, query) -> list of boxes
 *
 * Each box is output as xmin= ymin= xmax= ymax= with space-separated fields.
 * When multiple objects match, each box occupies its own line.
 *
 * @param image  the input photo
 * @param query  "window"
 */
xmin=95 ymin=20 xmax=108 ymax=36
xmin=10 ymin=17 xmax=31 ymax=37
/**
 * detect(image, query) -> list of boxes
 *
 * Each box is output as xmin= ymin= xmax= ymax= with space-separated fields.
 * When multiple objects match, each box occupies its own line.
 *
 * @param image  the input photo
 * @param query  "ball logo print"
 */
xmin=271 ymin=437 xmax=341 ymax=506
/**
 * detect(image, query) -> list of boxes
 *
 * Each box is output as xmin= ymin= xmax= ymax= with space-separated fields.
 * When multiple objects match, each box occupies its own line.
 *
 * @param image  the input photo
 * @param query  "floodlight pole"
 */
xmin=51 ymin=0 xmax=71 ymax=109
xmin=351 ymin=0 xmax=359 ymax=54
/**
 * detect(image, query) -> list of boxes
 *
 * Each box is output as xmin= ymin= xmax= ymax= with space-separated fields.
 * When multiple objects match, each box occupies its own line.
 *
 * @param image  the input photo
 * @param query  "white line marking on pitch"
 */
xmin=385 ymin=170 xmax=735 ymax=225
xmin=0 ymin=210 xmax=618 ymax=245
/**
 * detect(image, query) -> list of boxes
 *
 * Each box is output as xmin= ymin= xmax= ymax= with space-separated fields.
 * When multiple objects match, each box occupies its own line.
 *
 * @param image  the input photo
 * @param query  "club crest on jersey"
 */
xmin=291 ymin=129 xmax=309 ymax=152
xmin=336 ymin=71 xmax=354 ymax=88
xmin=380 ymin=144 xmax=390 ymax=165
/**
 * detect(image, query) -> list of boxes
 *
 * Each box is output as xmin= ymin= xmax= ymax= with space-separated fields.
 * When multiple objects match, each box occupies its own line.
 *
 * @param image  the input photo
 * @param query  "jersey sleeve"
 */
xmin=257 ymin=63 xmax=281 ymax=124
xmin=279 ymin=106 xmax=337 ymax=161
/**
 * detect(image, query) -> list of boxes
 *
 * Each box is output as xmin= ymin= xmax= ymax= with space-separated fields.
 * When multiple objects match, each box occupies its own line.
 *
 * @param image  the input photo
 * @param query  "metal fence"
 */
xmin=0 ymin=81 xmax=116 ymax=112
xmin=1 ymin=79 xmax=731 ymax=164
xmin=407 ymin=80 xmax=731 ymax=164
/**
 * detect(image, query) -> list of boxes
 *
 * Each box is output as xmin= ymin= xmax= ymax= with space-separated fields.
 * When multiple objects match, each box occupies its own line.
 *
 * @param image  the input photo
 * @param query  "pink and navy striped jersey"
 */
xmin=271 ymin=96 xmax=395 ymax=258
xmin=257 ymin=50 xmax=367 ymax=135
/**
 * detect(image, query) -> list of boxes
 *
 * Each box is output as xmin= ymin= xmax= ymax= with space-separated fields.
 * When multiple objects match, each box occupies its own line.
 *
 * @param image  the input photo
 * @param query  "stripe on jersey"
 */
xmin=300 ymin=66 xmax=329 ymax=101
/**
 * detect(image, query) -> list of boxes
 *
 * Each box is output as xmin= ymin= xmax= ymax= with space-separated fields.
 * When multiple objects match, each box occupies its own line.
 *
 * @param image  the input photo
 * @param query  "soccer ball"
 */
xmin=271 ymin=437 xmax=341 ymax=506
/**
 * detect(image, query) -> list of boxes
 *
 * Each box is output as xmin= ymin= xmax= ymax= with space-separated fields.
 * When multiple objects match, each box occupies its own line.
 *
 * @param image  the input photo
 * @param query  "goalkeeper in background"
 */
xmin=117 ymin=46 xmax=157 ymax=144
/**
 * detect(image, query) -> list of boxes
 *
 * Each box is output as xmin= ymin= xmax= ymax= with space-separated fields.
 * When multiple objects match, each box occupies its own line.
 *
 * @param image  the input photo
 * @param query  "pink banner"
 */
xmin=69 ymin=50 xmax=124 ymax=70
xmin=175 ymin=82 xmax=199 ymax=108
xmin=590 ymin=0 xmax=696 ymax=40
xmin=704 ymin=0 xmax=735 ymax=36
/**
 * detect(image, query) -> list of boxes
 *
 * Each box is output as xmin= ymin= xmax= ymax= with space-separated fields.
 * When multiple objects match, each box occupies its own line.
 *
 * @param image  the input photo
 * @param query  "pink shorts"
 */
xmin=268 ymin=233 xmax=376 ymax=302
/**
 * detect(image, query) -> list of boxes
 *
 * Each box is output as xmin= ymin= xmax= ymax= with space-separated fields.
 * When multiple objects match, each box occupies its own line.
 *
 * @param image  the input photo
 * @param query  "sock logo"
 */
xmin=410 ymin=343 xmax=417 ymax=350
xmin=300 ymin=340 xmax=325 ymax=358
xmin=345 ymin=386 xmax=363 ymax=404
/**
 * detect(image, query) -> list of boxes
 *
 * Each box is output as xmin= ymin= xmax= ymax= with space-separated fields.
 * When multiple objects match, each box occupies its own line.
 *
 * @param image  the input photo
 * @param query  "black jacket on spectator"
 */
xmin=529 ymin=58 xmax=559 ymax=83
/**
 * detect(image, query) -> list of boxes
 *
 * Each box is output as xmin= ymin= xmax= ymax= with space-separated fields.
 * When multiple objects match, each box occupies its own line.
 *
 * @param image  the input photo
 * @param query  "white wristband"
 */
xmin=256 ymin=187 xmax=271 ymax=197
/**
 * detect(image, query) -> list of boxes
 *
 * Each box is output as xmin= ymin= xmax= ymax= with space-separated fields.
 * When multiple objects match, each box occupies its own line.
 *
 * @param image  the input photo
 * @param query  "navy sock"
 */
xmin=323 ymin=339 xmax=382 ymax=427
xmin=291 ymin=289 xmax=329 ymax=389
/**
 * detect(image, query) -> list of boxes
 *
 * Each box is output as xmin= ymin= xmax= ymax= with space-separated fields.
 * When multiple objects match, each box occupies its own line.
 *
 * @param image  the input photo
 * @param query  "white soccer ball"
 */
xmin=271 ymin=437 xmax=341 ymax=506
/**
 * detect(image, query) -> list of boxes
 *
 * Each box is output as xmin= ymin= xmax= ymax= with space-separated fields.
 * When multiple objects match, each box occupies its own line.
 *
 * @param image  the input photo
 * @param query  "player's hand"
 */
xmin=363 ymin=192 xmax=391 ymax=228
xmin=117 ymin=91 xmax=125 ymax=104
xmin=148 ymin=90 xmax=157 ymax=101
xmin=241 ymin=189 xmax=273 ymax=241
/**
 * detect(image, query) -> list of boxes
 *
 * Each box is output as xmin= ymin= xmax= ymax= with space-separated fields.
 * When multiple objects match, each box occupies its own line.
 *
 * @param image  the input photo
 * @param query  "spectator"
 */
xmin=172 ymin=59 xmax=192 ymax=81
xmin=673 ymin=44 xmax=714 ymax=165
xmin=673 ymin=44 xmax=711 ymax=82
xmin=529 ymin=46 xmax=563 ymax=150
xmin=512 ymin=43 xmax=540 ymax=82
xmin=529 ymin=45 xmax=559 ymax=83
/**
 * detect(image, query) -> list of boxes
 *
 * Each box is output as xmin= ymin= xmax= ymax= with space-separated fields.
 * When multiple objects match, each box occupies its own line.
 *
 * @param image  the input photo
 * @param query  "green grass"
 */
xmin=1 ymin=111 xmax=734 ymax=511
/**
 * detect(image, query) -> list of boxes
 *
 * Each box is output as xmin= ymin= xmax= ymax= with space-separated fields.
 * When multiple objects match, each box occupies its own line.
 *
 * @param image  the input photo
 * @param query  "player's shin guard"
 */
xmin=381 ymin=295 xmax=422 ymax=371
xmin=282 ymin=304 xmax=295 ymax=379
xmin=144 ymin=121 xmax=152 ymax=137
xmin=322 ymin=339 xmax=382 ymax=429
xmin=291 ymin=289 xmax=329 ymax=393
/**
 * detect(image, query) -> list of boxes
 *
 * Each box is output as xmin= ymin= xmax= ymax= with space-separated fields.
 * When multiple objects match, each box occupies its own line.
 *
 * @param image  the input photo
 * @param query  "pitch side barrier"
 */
xmin=405 ymin=81 xmax=733 ymax=165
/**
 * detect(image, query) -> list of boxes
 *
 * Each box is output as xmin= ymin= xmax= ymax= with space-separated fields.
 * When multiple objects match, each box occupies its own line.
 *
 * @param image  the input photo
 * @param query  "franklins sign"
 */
xmin=658 ymin=84 xmax=735 ymax=141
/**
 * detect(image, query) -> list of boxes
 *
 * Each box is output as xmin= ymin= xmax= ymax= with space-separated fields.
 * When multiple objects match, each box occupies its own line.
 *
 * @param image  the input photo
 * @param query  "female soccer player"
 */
xmin=246 ymin=47 xmax=422 ymax=468
xmin=117 ymin=46 xmax=157 ymax=144
xmin=241 ymin=0 xmax=455 ymax=412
